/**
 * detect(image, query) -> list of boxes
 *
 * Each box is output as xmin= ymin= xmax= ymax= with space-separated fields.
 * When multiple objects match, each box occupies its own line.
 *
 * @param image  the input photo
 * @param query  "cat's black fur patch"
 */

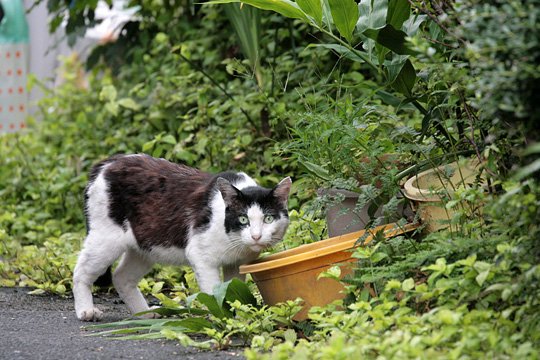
xmin=86 ymin=154 xmax=286 ymax=251
xmin=100 ymin=155 xmax=211 ymax=250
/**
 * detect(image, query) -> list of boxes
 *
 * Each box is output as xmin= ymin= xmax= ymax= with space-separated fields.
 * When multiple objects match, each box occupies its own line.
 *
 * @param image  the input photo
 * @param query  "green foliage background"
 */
xmin=1 ymin=0 xmax=539 ymax=358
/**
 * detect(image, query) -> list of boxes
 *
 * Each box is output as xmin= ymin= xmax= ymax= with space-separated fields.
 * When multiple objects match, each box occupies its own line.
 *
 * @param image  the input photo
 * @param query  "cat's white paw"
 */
xmin=77 ymin=307 xmax=104 ymax=322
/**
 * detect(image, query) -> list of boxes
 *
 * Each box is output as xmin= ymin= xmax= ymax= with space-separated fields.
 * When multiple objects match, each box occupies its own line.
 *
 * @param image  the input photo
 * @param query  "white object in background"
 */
xmin=85 ymin=0 xmax=139 ymax=42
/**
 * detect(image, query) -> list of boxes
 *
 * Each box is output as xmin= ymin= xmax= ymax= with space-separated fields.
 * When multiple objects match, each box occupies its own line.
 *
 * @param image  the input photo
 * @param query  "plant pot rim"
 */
xmin=239 ymin=222 xmax=418 ymax=275
xmin=403 ymin=158 xmax=483 ymax=202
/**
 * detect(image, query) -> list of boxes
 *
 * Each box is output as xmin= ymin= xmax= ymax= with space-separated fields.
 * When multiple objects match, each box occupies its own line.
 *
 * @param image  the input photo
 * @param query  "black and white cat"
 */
xmin=73 ymin=154 xmax=291 ymax=321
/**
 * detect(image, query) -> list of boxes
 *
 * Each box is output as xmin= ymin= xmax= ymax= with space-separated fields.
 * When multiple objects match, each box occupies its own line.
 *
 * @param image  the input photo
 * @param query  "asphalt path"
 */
xmin=0 ymin=287 xmax=244 ymax=360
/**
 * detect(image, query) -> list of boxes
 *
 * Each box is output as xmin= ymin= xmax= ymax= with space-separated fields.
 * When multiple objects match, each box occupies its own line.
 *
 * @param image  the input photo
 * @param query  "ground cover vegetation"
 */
xmin=1 ymin=0 xmax=539 ymax=358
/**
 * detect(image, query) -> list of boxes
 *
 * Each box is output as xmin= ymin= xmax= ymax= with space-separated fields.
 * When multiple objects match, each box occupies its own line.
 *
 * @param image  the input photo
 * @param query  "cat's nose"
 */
xmin=251 ymin=234 xmax=262 ymax=242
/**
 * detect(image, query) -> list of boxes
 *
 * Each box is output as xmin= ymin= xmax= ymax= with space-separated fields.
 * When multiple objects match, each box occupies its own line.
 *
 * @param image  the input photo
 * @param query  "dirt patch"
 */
xmin=0 ymin=287 xmax=244 ymax=360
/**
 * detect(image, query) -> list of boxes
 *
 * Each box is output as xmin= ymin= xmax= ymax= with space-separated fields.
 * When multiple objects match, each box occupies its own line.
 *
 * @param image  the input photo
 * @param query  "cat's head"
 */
xmin=216 ymin=177 xmax=292 ymax=253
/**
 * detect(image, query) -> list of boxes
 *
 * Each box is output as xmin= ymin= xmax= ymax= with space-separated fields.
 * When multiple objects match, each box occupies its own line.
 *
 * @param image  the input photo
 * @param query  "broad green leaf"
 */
xmin=385 ymin=279 xmax=402 ymax=291
xmin=370 ymin=252 xmax=388 ymax=264
xmin=327 ymin=0 xmax=359 ymax=42
xmin=375 ymin=90 xmax=414 ymax=110
xmin=476 ymin=270 xmax=490 ymax=286
xmin=283 ymin=328 xmax=297 ymax=343
xmin=206 ymin=0 xmax=309 ymax=21
xmin=386 ymin=0 xmax=410 ymax=30
xmin=104 ymin=102 xmax=119 ymax=117
xmin=473 ymin=261 xmax=491 ymax=273
xmin=402 ymin=13 xmax=427 ymax=36
xmin=317 ymin=265 xmax=341 ymax=281
xmin=225 ymin=278 xmax=258 ymax=307
xmin=212 ymin=281 xmax=230 ymax=309
xmin=384 ymin=54 xmax=410 ymax=83
xmin=402 ymin=277 xmax=415 ymax=291
xmin=160 ymin=134 xmax=177 ymax=145
xmin=437 ymin=308 xmax=460 ymax=325
xmin=117 ymin=98 xmax=141 ymax=111
xmin=357 ymin=0 xmax=388 ymax=33
xmin=363 ymin=24 xmax=415 ymax=55
xmin=356 ymin=0 xmax=390 ymax=63
xmin=187 ymin=292 xmax=229 ymax=318
xmin=142 ymin=139 xmax=156 ymax=153
xmin=223 ymin=4 xmax=263 ymax=87
xmin=300 ymin=160 xmax=331 ymax=181
xmin=297 ymin=0 xmax=323 ymax=26
xmin=423 ymin=258 xmax=447 ymax=272
xmin=391 ymin=59 xmax=416 ymax=97
xmin=153 ymin=293 xmax=180 ymax=308
xmin=456 ymin=254 xmax=477 ymax=267
xmin=151 ymin=281 xmax=164 ymax=294
xmin=99 ymin=85 xmax=117 ymax=102
xmin=501 ymin=288 xmax=512 ymax=301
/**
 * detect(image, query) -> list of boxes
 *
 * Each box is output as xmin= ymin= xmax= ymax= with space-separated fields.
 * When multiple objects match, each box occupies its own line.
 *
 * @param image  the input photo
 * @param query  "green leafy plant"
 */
xmin=2 ymin=0 xmax=538 ymax=358
xmin=87 ymin=279 xmax=303 ymax=350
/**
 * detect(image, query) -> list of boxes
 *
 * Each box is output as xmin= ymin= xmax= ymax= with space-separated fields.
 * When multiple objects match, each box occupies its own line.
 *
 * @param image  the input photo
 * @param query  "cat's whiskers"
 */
xmin=220 ymin=238 xmax=247 ymax=262
xmin=269 ymin=235 xmax=285 ymax=246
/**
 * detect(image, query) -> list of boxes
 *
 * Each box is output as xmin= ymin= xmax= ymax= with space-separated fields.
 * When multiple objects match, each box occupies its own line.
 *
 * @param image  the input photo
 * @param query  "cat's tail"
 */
xmin=94 ymin=266 xmax=113 ymax=288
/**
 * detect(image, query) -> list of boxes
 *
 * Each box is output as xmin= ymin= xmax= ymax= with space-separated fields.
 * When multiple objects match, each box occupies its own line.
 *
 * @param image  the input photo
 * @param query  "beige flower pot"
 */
xmin=403 ymin=158 xmax=485 ymax=233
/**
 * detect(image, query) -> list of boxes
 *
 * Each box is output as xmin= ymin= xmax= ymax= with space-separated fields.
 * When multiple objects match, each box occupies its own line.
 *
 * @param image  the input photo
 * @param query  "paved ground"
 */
xmin=0 ymin=287 xmax=244 ymax=360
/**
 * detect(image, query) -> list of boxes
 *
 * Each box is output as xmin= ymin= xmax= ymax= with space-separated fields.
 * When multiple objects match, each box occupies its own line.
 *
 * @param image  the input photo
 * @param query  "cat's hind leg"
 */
xmin=112 ymin=249 xmax=155 ymax=317
xmin=73 ymin=230 xmax=126 ymax=321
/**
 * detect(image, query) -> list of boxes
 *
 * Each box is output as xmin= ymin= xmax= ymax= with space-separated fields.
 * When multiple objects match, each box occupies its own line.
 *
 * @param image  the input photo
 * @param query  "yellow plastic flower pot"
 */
xmin=239 ymin=222 xmax=418 ymax=320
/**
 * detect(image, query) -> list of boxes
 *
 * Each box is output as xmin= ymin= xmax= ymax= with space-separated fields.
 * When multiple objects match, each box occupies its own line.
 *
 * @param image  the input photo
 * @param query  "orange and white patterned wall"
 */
xmin=0 ymin=43 xmax=27 ymax=132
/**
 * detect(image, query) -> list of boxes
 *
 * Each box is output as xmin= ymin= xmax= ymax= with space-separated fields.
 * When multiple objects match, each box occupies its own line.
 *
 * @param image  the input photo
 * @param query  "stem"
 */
xmin=270 ymin=26 xmax=278 ymax=99
xmin=411 ymin=100 xmax=428 ymax=116
xmin=319 ymin=28 xmax=380 ymax=74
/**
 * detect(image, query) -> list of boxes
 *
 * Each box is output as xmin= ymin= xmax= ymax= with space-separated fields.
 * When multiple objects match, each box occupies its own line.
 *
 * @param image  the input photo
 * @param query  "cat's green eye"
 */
xmin=264 ymin=215 xmax=275 ymax=224
xmin=238 ymin=215 xmax=249 ymax=225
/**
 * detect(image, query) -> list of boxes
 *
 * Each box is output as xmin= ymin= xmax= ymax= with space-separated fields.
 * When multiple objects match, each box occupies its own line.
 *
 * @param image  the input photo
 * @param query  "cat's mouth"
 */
xmin=249 ymin=244 xmax=265 ymax=252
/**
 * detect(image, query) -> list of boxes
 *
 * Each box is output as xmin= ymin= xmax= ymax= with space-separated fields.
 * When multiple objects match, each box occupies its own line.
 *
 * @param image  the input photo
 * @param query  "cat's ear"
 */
xmin=216 ymin=177 xmax=241 ymax=204
xmin=272 ymin=177 xmax=292 ymax=207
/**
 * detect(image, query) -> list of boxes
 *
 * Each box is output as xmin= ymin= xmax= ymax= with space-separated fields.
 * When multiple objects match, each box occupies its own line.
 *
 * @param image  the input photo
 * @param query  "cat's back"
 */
xmin=85 ymin=154 xmax=216 ymax=249
xmin=89 ymin=153 xmax=212 ymax=205
xmin=101 ymin=153 xmax=204 ymax=182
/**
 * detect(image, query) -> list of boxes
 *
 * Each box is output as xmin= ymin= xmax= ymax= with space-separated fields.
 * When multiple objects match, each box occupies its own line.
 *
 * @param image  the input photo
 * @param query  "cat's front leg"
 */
xmin=190 ymin=262 xmax=222 ymax=294
xmin=223 ymin=264 xmax=245 ymax=282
